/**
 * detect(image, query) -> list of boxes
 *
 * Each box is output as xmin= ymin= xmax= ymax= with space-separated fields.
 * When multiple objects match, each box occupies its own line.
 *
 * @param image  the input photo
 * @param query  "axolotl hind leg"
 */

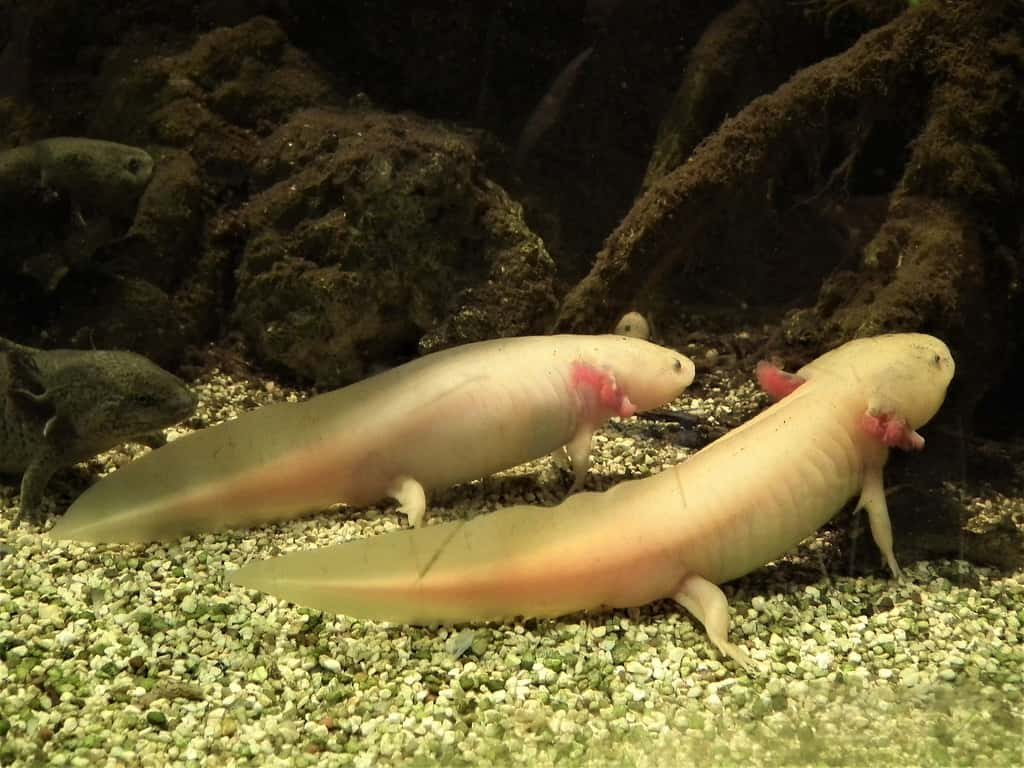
xmin=388 ymin=475 xmax=427 ymax=527
xmin=673 ymin=573 xmax=754 ymax=670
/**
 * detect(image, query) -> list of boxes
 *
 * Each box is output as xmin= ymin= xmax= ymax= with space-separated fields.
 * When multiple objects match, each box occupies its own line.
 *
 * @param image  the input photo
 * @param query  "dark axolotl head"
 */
xmin=34 ymin=138 xmax=154 ymax=217
xmin=31 ymin=348 xmax=197 ymax=460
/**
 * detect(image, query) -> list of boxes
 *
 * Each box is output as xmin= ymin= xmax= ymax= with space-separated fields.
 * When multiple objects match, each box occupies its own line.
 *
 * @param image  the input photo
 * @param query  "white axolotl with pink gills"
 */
xmin=49 ymin=334 xmax=694 ymax=543
xmin=227 ymin=333 xmax=955 ymax=669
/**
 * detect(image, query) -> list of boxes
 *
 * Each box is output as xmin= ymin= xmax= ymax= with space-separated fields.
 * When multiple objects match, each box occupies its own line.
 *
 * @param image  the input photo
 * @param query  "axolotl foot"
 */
xmin=388 ymin=475 xmax=427 ymax=527
xmin=673 ymin=572 xmax=756 ymax=671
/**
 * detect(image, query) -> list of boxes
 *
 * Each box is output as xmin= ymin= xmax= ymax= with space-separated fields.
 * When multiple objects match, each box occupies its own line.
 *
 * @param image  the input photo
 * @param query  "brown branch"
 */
xmin=554 ymin=6 xmax=939 ymax=332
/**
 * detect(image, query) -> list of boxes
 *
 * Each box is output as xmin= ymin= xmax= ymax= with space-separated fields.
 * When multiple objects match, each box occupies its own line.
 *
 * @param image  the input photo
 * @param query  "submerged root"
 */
xmin=554 ymin=2 xmax=1021 ymax=351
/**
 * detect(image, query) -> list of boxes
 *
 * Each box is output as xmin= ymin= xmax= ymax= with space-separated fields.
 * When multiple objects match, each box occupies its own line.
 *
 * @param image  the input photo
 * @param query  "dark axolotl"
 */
xmin=0 ymin=337 xmax=196 ymax=522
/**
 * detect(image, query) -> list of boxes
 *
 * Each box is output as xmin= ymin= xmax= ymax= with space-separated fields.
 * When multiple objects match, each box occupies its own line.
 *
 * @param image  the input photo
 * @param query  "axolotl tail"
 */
xmin=228 ymin=479 xmax=680 ymax=624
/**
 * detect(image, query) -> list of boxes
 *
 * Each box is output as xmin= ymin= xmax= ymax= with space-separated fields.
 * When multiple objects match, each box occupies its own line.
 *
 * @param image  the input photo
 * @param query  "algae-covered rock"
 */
xmin=78 ymin=16 xmax=343 ymax=354
xmin=108 ymin=150 xmax=204 ymax=294
xmin=232 ymin=108 xmax=556 ymax=386
xmin=101 ymin=15 xmax=337 ymax=188
xmin=642 ymin=0 xmax=903 ymax=190
xmin=49 ymin=274 xmax=185 ymax=370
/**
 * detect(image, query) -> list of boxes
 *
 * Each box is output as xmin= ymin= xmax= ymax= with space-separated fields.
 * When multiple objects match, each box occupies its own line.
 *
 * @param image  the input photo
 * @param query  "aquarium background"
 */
xmin=0 ymin=1 xmax=1021 ymax=766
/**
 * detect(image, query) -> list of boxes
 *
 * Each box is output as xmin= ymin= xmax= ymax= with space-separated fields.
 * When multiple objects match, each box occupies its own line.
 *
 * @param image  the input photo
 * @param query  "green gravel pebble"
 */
xmin=144 ymin=710 xmax=168 ymax=728
xmin=611 ymin=639 xmax=633 ymax=665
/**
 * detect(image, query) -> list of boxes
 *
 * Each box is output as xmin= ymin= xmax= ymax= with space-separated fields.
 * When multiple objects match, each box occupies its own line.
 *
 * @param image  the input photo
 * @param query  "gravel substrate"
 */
xmin=1 ymin=367 xmax=1022 ymax=767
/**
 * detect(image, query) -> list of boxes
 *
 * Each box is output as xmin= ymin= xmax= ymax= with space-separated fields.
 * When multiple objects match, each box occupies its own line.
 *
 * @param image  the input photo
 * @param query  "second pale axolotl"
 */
xmin=228 ymin=333 xmax=955 ymax=668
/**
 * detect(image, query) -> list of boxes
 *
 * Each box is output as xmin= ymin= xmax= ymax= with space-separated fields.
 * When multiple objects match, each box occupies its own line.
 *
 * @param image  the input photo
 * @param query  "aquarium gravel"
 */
xmin=1 ymin=368 xmax=1022 ymax=767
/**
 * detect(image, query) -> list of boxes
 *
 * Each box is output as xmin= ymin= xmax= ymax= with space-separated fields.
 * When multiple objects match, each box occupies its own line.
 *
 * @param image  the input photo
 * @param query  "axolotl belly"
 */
xmin=50 ymin=334 xmax=694 ymax=543
xmin=228 ymin=333 xmax=955 ymax=667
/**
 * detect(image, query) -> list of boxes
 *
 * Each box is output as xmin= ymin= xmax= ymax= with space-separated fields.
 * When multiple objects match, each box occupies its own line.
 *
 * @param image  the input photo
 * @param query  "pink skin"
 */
xmin=757 ymin=360 xmax=925 ymax=451
xmin=570 ymin=361 xmax=637 ymax=418
xmin=756 ymin=360 xmax=806 ymax=400
xmin=860 ymin=412 xmax=925 ymax=451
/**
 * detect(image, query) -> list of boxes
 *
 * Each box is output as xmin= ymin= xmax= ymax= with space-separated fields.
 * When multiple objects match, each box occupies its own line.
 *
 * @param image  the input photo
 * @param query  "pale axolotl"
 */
xmin=0 ymin=337 xmax=196 ymax=522
xmin=227 ymin=333 xmax=955 ymax=668
xmin=50 ymin=334 xmax=695 ymax=543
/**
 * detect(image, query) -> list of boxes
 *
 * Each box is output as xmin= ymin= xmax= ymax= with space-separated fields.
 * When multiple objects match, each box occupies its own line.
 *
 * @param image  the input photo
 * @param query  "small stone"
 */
xmin=611 ymin=640 xmax=631 ymax=665
xmin=624 ymin=661 xmax=651 ymax=678
xmin=319 ymin=656 xmax=341 ymax=673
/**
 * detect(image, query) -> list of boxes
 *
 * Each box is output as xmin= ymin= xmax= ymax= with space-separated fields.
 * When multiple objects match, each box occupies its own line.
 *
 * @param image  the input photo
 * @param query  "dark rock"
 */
xmin=49 ymin=274 xmax=185 ymax=369
xmin=98 ymin=150 xmax=204 ymax=294
xmin=231 ymin=108 xmax=555 ymax=386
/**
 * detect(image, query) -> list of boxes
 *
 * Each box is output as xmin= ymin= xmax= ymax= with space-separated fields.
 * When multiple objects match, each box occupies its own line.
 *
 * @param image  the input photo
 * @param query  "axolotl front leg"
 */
xmin=549 ymin=363 xmax=639 ymax=490
xmin=856 ymin=397 xmax=927 ymax=581
xmin=759 ymin=362 xmax=923 ymax=580
xmin=562 ymin=362 xmax=637 ymax=490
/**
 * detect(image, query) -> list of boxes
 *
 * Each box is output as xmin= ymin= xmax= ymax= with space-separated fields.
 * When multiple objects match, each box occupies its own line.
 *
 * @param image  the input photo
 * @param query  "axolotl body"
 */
xmin=51 ymin=334 xmax=694 ymax=542
xmin=228 ymin=333 xmax=955 ymax=667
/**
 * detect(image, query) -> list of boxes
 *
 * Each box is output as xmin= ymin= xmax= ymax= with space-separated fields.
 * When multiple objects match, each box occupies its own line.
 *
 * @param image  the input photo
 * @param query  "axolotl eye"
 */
xmin=127 ymin=157 xmax=143 ymax=175
xmin=673 ymin=359 xmax=683 ymax=372
xmin=932 ymin=353 xmax=943 ymax=367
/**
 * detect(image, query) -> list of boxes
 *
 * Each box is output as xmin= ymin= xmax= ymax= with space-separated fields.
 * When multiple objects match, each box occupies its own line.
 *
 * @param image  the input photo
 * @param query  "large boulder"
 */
xmin=231 ymin=108 xmax=556 ymax=386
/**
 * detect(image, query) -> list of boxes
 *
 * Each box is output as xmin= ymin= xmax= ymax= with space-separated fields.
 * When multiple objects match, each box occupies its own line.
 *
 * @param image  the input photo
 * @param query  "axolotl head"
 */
xmin=576 ymin=335 xmax=696 ymax=414
xmin=798 ymin=333 xmax=956 ymax=430
xmin=40 ymin=349 xmax=198 ymax=456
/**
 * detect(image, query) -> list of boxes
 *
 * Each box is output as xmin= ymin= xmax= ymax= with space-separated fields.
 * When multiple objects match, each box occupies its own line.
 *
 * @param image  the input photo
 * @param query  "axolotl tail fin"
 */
xmin=227 ymin=485 xmax=654 ymax=624
xmin=49 ymin=398 xmax=340 ymax=543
